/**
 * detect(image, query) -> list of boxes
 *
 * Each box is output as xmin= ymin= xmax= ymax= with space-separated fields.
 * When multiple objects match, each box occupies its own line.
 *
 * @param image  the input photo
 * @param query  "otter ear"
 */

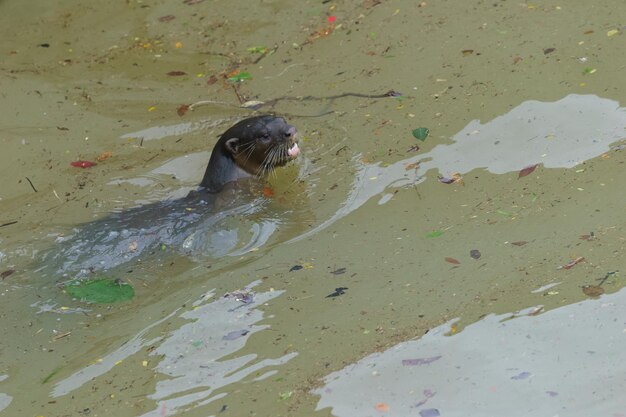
xmin=225 ymin=137 xmax=241 ymax=154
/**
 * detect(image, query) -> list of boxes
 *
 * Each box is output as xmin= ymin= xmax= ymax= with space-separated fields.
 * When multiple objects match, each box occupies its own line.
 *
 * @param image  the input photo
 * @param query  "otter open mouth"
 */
xmin=287 ymin=142 xmax=300 ymax=158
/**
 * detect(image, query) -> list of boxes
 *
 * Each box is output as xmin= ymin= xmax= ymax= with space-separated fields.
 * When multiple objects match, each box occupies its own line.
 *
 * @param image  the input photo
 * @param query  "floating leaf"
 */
xmin=1 ymin=269 xmax=15 ymax=279
xmin=158 ymin=15 xmax=176 ymax=22
xmin=426 ymin=230 xmax=443 ymax=238
xmin=326 ymin=287 xmax=348 ymax=298
xmin=543 ymin=47 xmax=556 ymax=55
xmin=246 ymin=46 xmax=268 ymax=54
xmin=412 ymin=127 xmax=429 ymax=141
xmin=582 ymin=285 xmax=604 ymax=297
xmin=582 ymin=67 xmax=596 ymax=75
xmin=511 ymin=371 xmax=531 ymax=380
xmin=241 ymin=100 xmax=265 ymax=109
xmin=518 ymin=164 xmax=537 ymax=178
xmin=223 ymin=329 xmax=249 ymax=340
xmin=70 ymin=160 xmax=96 ymax=168
xmin=375 ymin=403 xmax=390 ymax=412
xmin=445 ymin=257 xmax=460 ymax=265
xmin=42 ymin=367 xmax=62 ymax=384
xmin=497 ymin=209 xmax=514 ymax=217
xmin=167 ymin=70 xmax=187 ymax=76
xmin=290 ymin=265 xmax=303 ymax=272
xmin=579 ymin=233 xmax=595 ymax=241
xmin=562 ymin=256 xmax=584 ymax=270
xmin=607 ymin=29 xmax=620 ymax=37
xmin=177 ymin=104 xmax=190 ymax=116
xmin=511 ymin=241 xmax=527 ymax=246
xmin=96 ymin=151 xmax=113 ymax=162
xmin=65 ymin=279 xmax=134 ymax=304
xmin=461 ymin=49 xmax=474 ymax=56
xmin=279 ymin=391 xmax=293 ymax=401
xmin=227 ymin=71 xmax=252 ymax=83
xmin=438 ymin=173 xmax=463 ymax=185
xmin=262 ymin=186 xmax=274 ymax=197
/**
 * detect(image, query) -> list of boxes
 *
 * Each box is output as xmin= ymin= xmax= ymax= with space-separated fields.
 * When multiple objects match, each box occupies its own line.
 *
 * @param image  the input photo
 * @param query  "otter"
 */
xmin=200 ymin=115 xmax=300 ymax=192
xmin=42 ymin=115 xmax=300 ymax=278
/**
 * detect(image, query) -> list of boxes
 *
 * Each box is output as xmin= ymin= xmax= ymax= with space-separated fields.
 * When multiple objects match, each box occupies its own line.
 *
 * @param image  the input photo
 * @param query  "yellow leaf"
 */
xmin=607 ymin=29 xmax=619 ymax=37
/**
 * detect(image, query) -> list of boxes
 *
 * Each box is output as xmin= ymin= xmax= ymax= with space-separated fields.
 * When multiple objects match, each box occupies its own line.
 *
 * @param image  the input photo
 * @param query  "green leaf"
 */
xmin=246 ymin=46 xmax=268 ymax=54
xmin=279 ymin=391 xmax=293 ymax=401
xmin=65 ymin=279 xmax=135 ymax=304
xmin=426 ymin=230 xmax=444 ymax=238
xmin=412 ymin=127 xmax=430 ymax=141
xmin=42 ymin=367 xmax=62 ymax=384
xmin=582 ymin=67 xmax=596 ymax=75
xmin=227 ymin=72 xmax=252 ymax=83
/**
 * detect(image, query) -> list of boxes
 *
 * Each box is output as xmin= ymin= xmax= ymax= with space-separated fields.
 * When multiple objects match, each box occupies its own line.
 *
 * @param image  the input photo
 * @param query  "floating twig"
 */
xmin=0 ymin=221 xmax=17 ymax=228
xmin=25 ymin=176 xmax=38 ymax=192
xmin=52 ymin=331 xmax=72 ymax=341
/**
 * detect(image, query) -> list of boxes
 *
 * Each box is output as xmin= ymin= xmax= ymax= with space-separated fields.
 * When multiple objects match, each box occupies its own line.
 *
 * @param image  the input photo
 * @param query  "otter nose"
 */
xmin=284 ymin=126 xmax=297 ymax=139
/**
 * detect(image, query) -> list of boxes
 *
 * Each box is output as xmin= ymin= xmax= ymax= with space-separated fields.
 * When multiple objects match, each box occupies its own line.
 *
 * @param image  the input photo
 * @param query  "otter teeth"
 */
xmin=287 ymin=143 xmax=300 ymax=158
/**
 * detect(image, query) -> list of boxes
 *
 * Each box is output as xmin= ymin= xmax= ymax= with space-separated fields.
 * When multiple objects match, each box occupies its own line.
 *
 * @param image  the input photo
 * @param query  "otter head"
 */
xmin=223 ymin=115 xmax=299 ymax=175
xmin=200 ymin=115 xmax=300 ymax=192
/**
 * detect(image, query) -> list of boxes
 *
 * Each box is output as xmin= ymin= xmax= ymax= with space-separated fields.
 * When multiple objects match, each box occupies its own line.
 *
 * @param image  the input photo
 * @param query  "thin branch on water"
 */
xmin=25 ymin=177 xmax=38 ymax=192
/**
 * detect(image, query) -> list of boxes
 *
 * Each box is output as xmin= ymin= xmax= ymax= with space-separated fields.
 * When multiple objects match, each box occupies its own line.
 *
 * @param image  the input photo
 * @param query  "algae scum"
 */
xmin=1 ymin=0 xmax=626 ymax=416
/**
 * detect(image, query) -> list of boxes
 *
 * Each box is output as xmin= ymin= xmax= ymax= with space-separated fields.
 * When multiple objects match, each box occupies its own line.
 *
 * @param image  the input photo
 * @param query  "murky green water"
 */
xmin=1 ymin=0 xmax=625 ymax=416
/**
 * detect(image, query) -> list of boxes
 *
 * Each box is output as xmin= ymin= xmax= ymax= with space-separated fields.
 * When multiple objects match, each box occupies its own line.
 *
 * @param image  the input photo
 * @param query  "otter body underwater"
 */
xmin=41 ymin=115 xmax=300 ymax=278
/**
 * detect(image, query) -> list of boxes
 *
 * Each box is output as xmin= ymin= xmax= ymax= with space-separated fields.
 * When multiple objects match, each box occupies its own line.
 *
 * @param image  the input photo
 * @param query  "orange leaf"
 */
xmin=375 ymin=403 xmax=390 ymax=412
xmin=96 ymin=151 xmax=113 ymax=162
xmin=263 ymin=187 xmax=274 ymax=197
xmin=445 ymin=257 xmax=460 ymax=265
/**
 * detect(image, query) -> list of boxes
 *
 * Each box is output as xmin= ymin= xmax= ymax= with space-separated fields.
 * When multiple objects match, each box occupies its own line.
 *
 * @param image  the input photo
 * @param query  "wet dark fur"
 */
xmin=41 ymin=116 xmax=297 ymax=277
xmin=200 ymin=115 xmax=297 ymax=192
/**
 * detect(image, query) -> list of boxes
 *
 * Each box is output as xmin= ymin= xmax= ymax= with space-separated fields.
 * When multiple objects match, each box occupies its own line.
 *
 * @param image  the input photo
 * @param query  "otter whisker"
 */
xmin=256 ymin=148 xmax=275 ymax=177
xmin=239 ymin=142 xmax=258 ymax=168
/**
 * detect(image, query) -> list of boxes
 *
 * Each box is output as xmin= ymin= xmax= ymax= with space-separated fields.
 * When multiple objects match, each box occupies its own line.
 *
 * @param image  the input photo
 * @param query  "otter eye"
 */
xmin=260 ymin=133 xmax=271 ymax=141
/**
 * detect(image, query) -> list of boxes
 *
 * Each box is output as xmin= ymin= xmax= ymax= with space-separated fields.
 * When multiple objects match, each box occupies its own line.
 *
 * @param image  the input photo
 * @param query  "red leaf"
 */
xmin=177 ymin=104 xmax=190 ymax=117
xmin=511 ymin=241 xmax=527 ymax=246
xmin=167 ymin=71 xmax=187 ymax=76
xmin=70 ymin=160 xmax=96 ymax=168
xmin=445 ymin=257 xmax=460 ymax=265
xmin=518 ymin=164 xmax=538 ymax=178
xmin=207 ymin=75 xmax=218 ymax=85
